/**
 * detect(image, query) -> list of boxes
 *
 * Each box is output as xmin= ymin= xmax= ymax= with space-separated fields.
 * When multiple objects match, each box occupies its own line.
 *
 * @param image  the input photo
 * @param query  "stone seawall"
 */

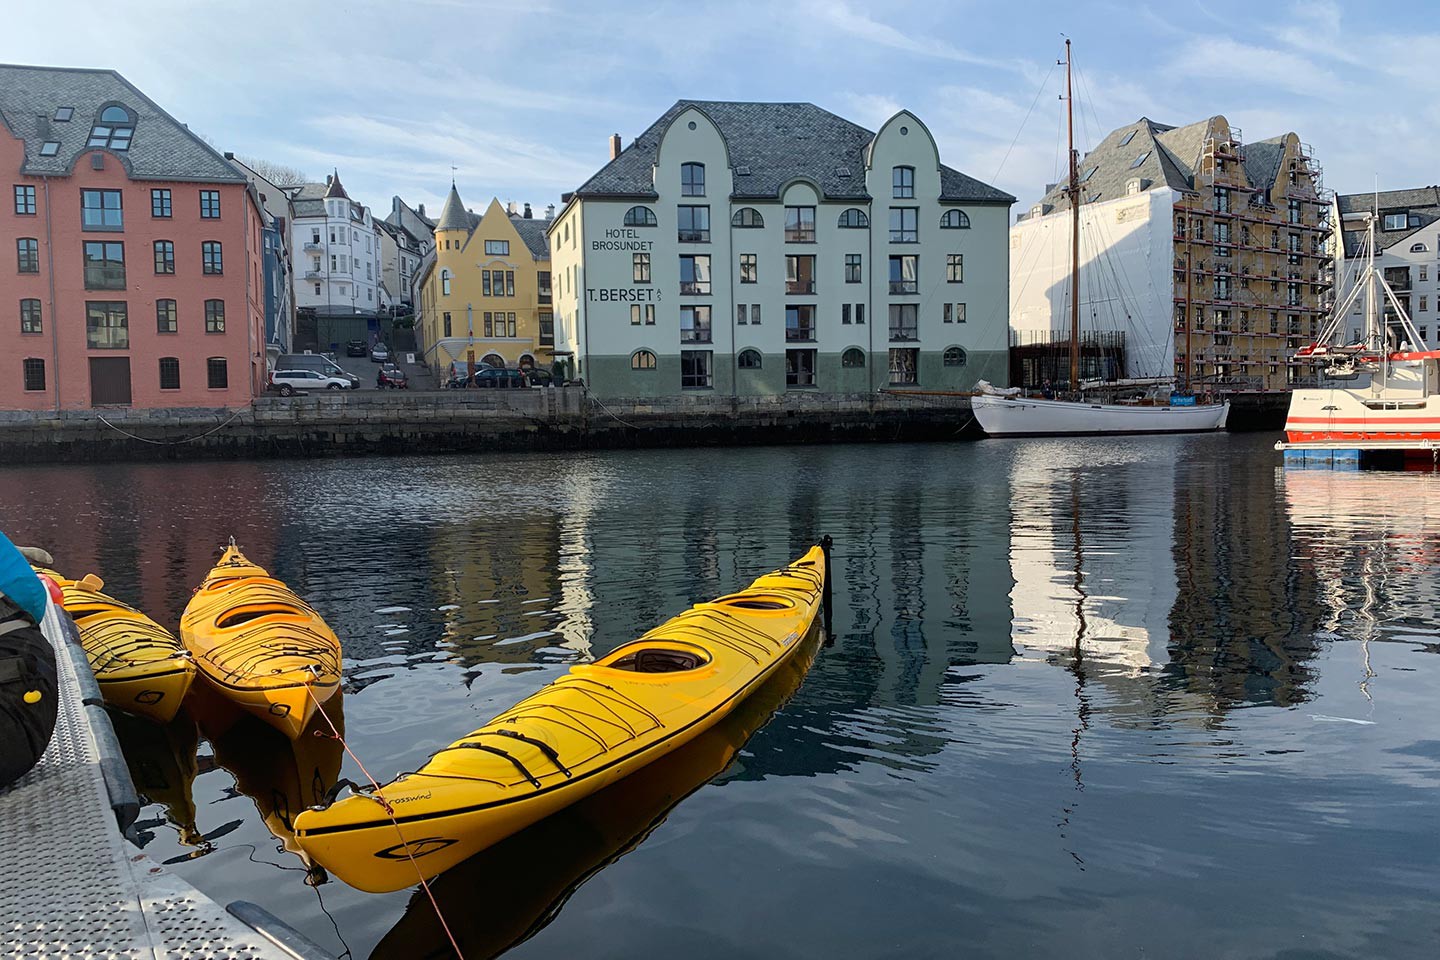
xmin=0 ymin=388 xmax=981 ymax=464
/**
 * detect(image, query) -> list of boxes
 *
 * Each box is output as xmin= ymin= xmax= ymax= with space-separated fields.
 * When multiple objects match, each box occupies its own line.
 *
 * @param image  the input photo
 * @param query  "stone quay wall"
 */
xmin=0 ymin=388 xmax=982 ymax=464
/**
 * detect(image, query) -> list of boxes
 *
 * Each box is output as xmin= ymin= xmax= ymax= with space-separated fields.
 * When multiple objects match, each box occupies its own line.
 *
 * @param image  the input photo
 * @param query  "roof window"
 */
xmin=88 ymin=105 xmax=135 ymax=151
xmin=1130 ymin=151 xmax=1150 ymax=169
xmin=1119 ymin=129 xmax=1137 ymax=146
xmin=1081 ymin=165 xmax=1099 ymax=183
xmin=39 ymin=141 xmax=60 ymax=157
xmin=53 ymin=107 xmax=73 ymax=122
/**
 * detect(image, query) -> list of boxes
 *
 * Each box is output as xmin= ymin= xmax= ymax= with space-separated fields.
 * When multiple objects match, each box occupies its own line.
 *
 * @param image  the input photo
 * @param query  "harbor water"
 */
xmin=3 ymin=434 xmax=1437 ymax=958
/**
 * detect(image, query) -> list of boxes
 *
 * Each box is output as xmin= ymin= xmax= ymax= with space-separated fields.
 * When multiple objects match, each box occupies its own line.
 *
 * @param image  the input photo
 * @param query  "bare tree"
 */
xmin=235 ymin=156 xmax=309 ymax=187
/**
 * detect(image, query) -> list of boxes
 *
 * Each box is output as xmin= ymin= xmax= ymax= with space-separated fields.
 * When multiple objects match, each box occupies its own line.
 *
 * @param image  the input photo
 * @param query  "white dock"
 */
xmin=1 ymin=600 xmax=330 ymax=959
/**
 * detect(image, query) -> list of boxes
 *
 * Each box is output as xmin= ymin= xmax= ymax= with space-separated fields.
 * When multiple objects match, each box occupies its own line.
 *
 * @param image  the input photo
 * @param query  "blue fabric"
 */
xmin=0 ymin=530 xmax=46 ymax=622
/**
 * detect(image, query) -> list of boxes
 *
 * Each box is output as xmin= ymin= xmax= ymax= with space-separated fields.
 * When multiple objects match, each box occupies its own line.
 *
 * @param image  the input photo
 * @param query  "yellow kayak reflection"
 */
xmin=370 ymin=625 xmax=821 ymax=960
xmin=111 ymin=709 xmax=204 ymax=849
xmin=189 ymin=683 xmax=346 ymax=869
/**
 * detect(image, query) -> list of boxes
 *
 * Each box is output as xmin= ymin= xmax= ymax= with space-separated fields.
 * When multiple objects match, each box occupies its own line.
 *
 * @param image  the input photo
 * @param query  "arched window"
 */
xmin=623 ymin=205 xmax=657 ymax=227
xmin=631 ymin=349 xmax=657 ymax=370
xmin=841 ymin=347 xmax=865 ymax=368
xmin=940 ymin=209 xmax=971 ymax=229
xmin=518 ymin=353 xmax=536 ymax=369
xmin=681 ymin=162 xmax=705 ymax=197
xmin=88 ymin=105 xmax=134 ymax=150
xmin=441 ymin=268 xmax=451 ymax=295
xmin=943 ymin=346 xmax=967 ymax=367
xmin=837 ymin=208 xmax=869 ymax=228
xmin=1411 ymin=242 xmax=1428 ymax=253
xmin=893 ymin=165 xmax=914 ymax=199
xmin=481 ymin=353 xmax=505 ymax=368
xmin=737 ymin=348 xmax=762 ymax=369
xmin=732 ymin=207 xmax=764 ymax=228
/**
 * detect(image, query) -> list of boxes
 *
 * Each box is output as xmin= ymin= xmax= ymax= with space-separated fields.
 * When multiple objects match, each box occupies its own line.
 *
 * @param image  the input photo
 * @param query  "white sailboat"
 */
xmin=973 ymin=41 xmax=1229 ymax=438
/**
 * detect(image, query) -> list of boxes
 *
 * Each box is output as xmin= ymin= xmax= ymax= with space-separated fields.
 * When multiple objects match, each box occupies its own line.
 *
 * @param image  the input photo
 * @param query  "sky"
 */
xmin=4 ymin=0 xmax=1436 ymax=221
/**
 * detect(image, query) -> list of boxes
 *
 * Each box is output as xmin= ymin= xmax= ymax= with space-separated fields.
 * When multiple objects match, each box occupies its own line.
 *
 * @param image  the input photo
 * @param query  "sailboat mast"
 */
xmin=1066 ymin=39 xmax=1080 ymax=391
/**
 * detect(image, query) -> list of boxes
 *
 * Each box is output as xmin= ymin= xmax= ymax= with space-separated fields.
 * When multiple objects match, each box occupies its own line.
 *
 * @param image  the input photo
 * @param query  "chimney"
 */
xmin=523 ymin=202 xmax=533 ymax=219
xmin=223 ymin=150 xmax=234 ymax=160
xmin=326 ymin=174 xmax=333 ymax=186
xmin=418 ymin=203 xmax=426 ymax=217
xmin=545 ymin=203 xmax=556 ymax=220
xmin=507 ymin=200 xmax=519 ymax=216
xmin=609 ymin=133 xmax=622 ymax=159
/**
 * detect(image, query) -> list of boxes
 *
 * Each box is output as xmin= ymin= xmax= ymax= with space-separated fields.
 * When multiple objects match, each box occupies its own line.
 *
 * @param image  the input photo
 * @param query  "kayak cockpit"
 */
xmin=591 ymin=638 xmax=712 ymax=673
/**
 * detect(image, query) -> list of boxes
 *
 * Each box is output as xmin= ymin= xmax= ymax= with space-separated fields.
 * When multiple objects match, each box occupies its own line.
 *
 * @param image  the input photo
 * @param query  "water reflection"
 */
xmin=7 ymin=439 xmax=1440 ymax=957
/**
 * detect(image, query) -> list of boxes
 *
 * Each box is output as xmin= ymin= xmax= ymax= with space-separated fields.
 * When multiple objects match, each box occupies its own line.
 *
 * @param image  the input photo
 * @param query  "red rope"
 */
xmin=301 ymin=682 xmax=464 ymax=960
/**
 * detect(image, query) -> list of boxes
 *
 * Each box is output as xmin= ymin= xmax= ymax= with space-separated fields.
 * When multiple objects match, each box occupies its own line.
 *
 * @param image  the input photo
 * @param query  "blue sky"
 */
xmin=4 ymin=1 xmax=1434 ymax=219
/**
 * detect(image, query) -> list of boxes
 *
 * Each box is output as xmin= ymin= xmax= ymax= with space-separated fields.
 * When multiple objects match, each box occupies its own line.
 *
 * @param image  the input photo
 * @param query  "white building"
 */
xmin=1332 ymin=188 xmax=1440 ymax=348
xmin=548 ymin=100 xmax=1014 ymax=396
xmin=288 ymin=171 xmax=383 ymax=331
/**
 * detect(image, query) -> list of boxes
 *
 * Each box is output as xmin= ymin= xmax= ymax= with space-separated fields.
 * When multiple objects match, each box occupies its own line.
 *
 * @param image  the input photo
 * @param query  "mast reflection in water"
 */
xmin=3 ymin=436 xmax=1439 ymax=958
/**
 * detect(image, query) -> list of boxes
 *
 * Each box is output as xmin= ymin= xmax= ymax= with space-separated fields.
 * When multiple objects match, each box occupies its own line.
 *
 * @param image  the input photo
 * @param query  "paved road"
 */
xmin=331 ymin=346 xmax=439 ymax=391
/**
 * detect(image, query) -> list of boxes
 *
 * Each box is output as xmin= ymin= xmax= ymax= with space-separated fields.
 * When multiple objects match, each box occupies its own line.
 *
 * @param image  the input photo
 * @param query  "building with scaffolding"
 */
xmin=1330 ymin=187 xmax=1440 ymax=348
xmin=1009 ymin=115 xmax=1330 ymax=392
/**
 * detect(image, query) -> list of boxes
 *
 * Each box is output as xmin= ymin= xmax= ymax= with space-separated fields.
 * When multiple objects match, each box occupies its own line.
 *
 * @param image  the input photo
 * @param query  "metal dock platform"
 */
xmin=1 ymin=599 xmax=330 ymax=959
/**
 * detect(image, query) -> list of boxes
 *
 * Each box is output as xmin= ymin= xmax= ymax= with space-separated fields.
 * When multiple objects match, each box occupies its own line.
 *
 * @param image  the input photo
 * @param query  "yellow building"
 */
xmin=417 ymin=186 xmax=554 ymax=376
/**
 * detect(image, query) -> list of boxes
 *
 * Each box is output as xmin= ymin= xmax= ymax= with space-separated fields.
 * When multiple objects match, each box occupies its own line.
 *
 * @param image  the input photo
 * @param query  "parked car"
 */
xmin=277 ymin=353 xmax=360 ymax=387
xmin=270 ymin=369 xmax=352 ymax=396
xmin=522 ymin=367 xmax=554 ymax=387
xmin=473 ymin=367 xmax=529 ymax=389
xmin=345 ymin=339 xmax=367 ymax=357
xmin=370 ymin=343 xmax=390 ymax=363
xmin=377 ymin=364 xmax=408 ymax=389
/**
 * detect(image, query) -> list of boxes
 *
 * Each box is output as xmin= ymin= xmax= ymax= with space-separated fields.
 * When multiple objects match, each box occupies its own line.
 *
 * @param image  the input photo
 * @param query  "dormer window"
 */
xmin=1383 ymin=213 xmax=1408 ymax=231
xmin=87 ymin=105 xmax=135 ymax=151
xmin=681 ymin=162 xmax=705 ymax=197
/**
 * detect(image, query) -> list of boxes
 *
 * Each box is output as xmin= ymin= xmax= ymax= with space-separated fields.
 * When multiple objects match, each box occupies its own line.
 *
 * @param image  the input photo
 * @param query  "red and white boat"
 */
xmin=1279 ymin=210 xmax=1440 ymax=463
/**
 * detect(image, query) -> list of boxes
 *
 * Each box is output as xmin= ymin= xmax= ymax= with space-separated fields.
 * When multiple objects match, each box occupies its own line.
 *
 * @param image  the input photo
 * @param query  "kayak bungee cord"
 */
xmin=299 ymin=670 xmax=464 ymax=960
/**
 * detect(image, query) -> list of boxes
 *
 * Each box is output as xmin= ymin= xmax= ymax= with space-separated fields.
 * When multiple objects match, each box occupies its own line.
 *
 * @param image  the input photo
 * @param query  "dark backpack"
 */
xmin=0 ymin=600 xmax=58 ymax=789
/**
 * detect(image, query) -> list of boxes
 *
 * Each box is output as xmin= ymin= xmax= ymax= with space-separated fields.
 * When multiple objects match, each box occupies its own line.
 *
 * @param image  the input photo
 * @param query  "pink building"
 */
xmin=1 ymin=64 xmax=265 ymax=411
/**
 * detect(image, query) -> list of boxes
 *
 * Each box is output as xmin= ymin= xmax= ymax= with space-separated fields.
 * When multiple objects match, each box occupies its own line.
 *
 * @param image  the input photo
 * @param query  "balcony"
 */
xmin=785 ymin=325 xmax=815 ymax=342
xmin=303 ymin=241 xmax=323 ymax=253
xmin=888 ymin=326 xmax=919 ymax=342
xmin=304 ymin=270 xmax=323 ymax=280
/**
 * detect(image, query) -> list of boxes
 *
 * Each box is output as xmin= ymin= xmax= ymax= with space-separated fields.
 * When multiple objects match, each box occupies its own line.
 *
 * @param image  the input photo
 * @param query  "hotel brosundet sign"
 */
xmin=587 ymin=228 xmax=662 ymax=303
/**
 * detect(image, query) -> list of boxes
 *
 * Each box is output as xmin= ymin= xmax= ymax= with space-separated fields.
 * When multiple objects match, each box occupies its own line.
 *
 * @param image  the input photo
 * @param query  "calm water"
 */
xmin=4 ymin=435 xmax=1439 ymax=959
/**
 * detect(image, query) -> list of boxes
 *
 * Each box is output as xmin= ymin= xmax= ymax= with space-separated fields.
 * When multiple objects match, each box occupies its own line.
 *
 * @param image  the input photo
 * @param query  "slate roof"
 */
xmin=1337 ymin=187 xmax=1440 ymax=256
xmin=574 ymin=100 xmax=1013 ymax=204
xmin=288 ymin=181 xmax=328 ymax=218
xmin=323 ymin=169 xmax=349 ymax=199
xmin=0 ymin=63 xmax=243 ymax=183
xmin=435 ymin=184 xmax=470 ymax=231
xmin=1032 ymin=115 xmax=1300 ymax=216
xmin=460 ymin=209 xmax=549 ymax=260
xmin=386 ymin=196 xmax=435 ymax=238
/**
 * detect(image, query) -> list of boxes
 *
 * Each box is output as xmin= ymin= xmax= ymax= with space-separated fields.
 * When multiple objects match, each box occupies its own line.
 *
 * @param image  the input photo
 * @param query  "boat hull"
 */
xmin=37 ymin=567 xmax=196 ymax=723
xmin=293 ymin=545 xmax=827 ymax=893
xmin=972 ymin=394 xmax=1230 ymax=437
xmin=1283 ymin=386 xmax=1440 ymax=447
xmin=180 ymin=546 xmax=342 ymax=740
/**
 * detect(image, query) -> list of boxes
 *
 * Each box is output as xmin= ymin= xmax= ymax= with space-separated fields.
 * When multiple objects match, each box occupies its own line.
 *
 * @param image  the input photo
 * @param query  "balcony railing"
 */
xmin=785 ymin=280 xmax=815 ymax=295
xmin=680 ymin=281 xmax=711 ymax=295
xmin=680 ymin=327 xmax=712 ymax=343
xmin=785 ymin=325 xmax=815 ymax=342
xmin=889 ymin=281 xmax=918 ymax=295
xmin=303 ymin=241 xmax=323 ymax=252
xmin=678 ymin=229 xmax=709 ymax=243
xmin=888 ymin=326 xmax=919 ymax=342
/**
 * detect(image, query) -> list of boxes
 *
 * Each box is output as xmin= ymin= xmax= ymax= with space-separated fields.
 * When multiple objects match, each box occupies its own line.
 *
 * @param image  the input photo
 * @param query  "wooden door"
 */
xmin=89 ymin=357 xmax=132 ymax=405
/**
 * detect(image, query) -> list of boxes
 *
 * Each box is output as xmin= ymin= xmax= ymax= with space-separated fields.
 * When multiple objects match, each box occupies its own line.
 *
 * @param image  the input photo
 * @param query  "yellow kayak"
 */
xmin=180 ymin=542 xmax=342 ymax=740
xmin=294 ymin=543 xmax=828 ymax=893
xmin=37 ymin=567 xmax=195 ymax=723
